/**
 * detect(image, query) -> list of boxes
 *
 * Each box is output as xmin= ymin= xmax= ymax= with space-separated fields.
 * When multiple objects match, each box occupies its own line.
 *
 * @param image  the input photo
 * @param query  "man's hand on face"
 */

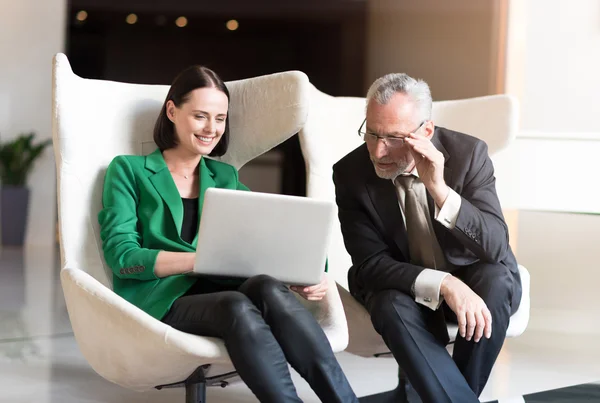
xmin=405 ymin=130 xmax=448 ymax=208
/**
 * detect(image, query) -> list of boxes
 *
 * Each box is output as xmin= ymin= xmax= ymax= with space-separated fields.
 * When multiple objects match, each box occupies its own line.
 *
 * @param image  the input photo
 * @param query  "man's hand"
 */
xmin=405 ymin=131 xmax=448 ymax=207
xmin=441 ymin=275 xmax=492 ymax=342
xmin=290 ymin=274 xmax=328 ymax=301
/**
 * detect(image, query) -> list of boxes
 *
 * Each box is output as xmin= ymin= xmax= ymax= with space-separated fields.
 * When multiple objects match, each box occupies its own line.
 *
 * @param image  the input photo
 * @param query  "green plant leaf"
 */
xmin=0 ymin=132 xmax=51 ymax=186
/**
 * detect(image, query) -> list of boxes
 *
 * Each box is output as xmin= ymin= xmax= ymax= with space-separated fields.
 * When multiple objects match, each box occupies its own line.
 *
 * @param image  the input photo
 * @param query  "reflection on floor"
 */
xmin=1 ymin=247 xmax=599 ymax=403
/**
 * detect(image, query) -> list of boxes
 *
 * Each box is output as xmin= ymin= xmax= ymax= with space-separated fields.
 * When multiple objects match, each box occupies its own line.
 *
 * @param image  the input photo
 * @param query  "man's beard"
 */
xmin=372 ymin=159 xmax=411 ymax=179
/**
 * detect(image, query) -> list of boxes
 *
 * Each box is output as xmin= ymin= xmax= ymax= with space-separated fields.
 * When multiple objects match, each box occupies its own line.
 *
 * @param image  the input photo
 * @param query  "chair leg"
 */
xmin=399 ymin=368 xmax=423 ymax=403
xmin=185 ymin=381 xmax=207 ymax=403
xmin=155 ymin=365 xmax=214 ymax=402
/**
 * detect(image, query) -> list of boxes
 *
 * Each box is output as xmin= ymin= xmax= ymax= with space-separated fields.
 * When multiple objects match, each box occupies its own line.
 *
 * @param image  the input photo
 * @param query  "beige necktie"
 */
xmin=395 ymin=175 xmax=438 ymax=269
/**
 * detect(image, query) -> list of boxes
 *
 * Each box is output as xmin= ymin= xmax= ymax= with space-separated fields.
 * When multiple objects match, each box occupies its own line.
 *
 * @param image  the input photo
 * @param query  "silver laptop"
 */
xmin=192 ymin=188 xmax=335 ymax=285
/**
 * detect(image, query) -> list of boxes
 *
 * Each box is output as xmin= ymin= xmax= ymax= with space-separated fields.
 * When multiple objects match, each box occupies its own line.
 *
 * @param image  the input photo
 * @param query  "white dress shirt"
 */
xmin=393 ymin=168 xmax=462 ymax=310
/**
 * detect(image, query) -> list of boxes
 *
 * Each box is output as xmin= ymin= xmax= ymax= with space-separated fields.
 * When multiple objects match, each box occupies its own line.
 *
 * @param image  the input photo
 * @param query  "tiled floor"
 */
xmin=1 ymin=246 xmax=599 ymax=402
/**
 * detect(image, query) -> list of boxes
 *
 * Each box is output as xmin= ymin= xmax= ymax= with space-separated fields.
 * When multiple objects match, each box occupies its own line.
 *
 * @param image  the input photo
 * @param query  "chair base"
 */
xmin=359 ymin=387 xmax=406 ymax=403
xmin=359 ymin=369 xmax=423 ymax=403
xmin=185 ymin=381 xmax=206 ymax=403
xmin=156 ymin=365 xmax=238 ymax=403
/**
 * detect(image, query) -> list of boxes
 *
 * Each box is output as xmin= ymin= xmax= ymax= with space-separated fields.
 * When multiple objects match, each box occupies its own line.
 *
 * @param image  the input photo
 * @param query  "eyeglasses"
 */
xmin=357 ymin=119 xmax=426 ymax=148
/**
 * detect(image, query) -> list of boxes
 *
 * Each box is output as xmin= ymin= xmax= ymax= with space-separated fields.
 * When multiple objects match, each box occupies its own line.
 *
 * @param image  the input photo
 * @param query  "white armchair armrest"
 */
xmin=295 ymin=274 xmax=349 ymax=353
xmin=61 ymin=267 xmax=230 ymax=391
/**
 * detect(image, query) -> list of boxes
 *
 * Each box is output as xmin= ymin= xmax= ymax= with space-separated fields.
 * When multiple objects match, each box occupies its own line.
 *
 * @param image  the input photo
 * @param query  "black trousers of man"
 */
xmin=364 ymin=262 xmax=520 ymax=403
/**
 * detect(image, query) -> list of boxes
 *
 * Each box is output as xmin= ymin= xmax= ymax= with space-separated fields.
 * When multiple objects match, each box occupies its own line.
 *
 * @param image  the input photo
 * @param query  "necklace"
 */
xmin=170 ymin=171 xmax=194 ymax=180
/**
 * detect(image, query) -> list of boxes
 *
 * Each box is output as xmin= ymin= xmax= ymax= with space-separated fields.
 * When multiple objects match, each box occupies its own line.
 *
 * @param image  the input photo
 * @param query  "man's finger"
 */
xmin=474 ymin=311 xmax=485 ymax=343
xmin=409 ymin=131 xmax=429 ymax=141
xmin=408 ymin=142 xmax=438 ymax=160
xmin=407 ymin=146 xmax=439 ymax=168
xmin=406 ymin=133 xmax=433 ymax=146
xmin=407 ymin=144 xmax=422 ymax=160
xmin=483 ymin=309 xmax=493 ymax=339
xmin=466 ymin=311 xmax=476 ymax=341
xmin=457 ymin=311 xmax=467 ymax=338
xmin=413 ymin=147 xmax=433 ymax=162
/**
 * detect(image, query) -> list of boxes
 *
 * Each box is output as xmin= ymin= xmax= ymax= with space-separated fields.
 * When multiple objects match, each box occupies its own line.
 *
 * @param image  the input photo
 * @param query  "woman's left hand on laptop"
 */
xmin=290 ymin=274 xmax=329 ymax=301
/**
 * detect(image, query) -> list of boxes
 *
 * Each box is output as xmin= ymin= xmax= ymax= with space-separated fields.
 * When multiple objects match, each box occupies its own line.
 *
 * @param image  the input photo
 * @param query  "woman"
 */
xmin=98 ymin=65 xmax=358 ymax=403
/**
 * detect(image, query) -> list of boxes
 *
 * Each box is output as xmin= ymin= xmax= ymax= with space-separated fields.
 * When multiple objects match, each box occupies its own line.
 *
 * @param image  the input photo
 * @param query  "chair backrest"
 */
xmin=52 ymin=53 xmax=310 ymax=288
xmin=299 ymin=85 xmax=519 ymax=288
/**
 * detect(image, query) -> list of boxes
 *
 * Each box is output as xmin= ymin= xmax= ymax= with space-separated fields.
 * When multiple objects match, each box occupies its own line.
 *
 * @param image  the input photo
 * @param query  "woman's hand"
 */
xmin=154 ymin=251 xmax=196 ymax=278
xmin=290 ymin=274 xmax=329 ymax=301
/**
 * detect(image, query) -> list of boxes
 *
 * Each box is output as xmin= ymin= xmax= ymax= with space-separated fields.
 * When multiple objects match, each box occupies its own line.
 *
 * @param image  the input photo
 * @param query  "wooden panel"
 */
xmin=503 ymin=209 xmax=519 ymax=257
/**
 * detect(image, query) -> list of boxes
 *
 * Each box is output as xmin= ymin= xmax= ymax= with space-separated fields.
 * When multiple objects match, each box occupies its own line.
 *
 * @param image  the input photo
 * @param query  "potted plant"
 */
xmin=0 ymin=132 xmax=51 ymax=246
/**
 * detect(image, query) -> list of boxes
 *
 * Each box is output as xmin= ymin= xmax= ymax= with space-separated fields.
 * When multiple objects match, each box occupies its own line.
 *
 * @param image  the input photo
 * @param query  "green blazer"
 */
xmin=98 ymin=148 xmax=249 ymax=320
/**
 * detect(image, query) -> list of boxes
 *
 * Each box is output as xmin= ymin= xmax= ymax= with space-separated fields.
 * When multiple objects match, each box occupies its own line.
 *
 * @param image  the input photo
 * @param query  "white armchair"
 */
xmin=299 ymin=85 xmax=531 ymax=394
xmin=52 ymin=54 xmax=349 ymax=402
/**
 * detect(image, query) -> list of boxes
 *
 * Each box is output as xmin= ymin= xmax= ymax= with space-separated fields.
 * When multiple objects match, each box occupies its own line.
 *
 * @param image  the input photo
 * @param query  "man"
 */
xmin=333 ymin=73 xmax=522 ymax=402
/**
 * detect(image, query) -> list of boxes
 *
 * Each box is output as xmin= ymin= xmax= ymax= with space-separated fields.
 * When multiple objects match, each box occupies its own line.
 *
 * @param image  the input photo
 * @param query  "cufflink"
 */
xmin=424 ymin=297 xmax=432 ymax=303
xmin=444 ymin=218 xmax=451 ymax=224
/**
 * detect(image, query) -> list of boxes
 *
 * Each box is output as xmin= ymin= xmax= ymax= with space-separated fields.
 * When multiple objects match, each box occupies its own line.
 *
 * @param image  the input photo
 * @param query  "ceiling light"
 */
xmin=226 ymin=20 xmax=239 ymax=31
xmin=76 ymin=11 xmax=88 ymax=22
xmin=126 ymin=13 xmax=138 ymax=25
xmin=175 ymin=16 xmax=188 ymax=28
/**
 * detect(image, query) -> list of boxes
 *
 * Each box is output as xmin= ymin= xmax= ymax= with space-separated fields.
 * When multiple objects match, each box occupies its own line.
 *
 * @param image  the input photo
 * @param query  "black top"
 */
xmin=181 ymin=197 xmax=199 ymax=244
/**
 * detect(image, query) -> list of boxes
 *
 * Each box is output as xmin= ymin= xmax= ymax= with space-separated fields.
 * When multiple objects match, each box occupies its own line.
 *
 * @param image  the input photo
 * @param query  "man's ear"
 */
xmin=424 ymin=120 xmax=435 ymax=139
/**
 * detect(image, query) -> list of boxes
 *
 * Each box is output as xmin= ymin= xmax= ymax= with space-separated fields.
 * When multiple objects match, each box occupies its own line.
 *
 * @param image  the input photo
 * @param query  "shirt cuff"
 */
xmin=414 ymin=269 xmax=450 ymax=310
xmin=435 ymin=187 xmax=462 ymax=229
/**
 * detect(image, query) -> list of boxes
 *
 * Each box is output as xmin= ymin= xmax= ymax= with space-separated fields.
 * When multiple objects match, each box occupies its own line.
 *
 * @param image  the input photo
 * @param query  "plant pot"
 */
xmin=0 ymin=186 xmax=30 ymax=246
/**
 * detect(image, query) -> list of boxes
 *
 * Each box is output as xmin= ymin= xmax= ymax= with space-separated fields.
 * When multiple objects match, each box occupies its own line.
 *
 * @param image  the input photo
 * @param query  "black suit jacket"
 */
xmin=333 ymin=126 xmax=521 ymax=309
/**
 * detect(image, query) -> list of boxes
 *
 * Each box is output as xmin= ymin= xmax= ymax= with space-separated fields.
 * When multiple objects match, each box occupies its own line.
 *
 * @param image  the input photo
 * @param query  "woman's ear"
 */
xmin=166 ymin=100 xmax=176 ymax=123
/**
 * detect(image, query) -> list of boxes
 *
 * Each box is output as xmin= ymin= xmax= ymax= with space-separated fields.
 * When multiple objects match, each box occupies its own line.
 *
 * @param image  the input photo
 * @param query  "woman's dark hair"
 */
xmin=153 ymin=66 xmax=230 ymax=157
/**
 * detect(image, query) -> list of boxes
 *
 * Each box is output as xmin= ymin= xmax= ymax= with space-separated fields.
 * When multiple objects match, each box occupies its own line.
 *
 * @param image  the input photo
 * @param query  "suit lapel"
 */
xmin=146 ymin=149 xmax=184 ymax=238
xmin=366 ymin=175 xmax=410 ymax=259
xmin=191 ymin=157 xmax=215 ymax=247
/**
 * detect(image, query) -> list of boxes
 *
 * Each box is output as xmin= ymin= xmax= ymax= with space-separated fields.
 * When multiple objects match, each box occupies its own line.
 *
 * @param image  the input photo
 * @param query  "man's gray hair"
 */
xmin=366 ymin=73 xmax=432 ymax=122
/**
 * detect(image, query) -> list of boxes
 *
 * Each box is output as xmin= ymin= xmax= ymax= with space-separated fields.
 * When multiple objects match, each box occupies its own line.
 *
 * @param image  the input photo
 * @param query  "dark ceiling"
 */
xmin=68 ymin=0 xmax=366 ymax=19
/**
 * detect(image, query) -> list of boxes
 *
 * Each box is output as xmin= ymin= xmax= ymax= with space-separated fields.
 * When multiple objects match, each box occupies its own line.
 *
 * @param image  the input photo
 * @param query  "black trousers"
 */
xmin=162 ymin=274 xmax=358 ymax=403
xmin=364 ymin=262 xmax=520 ymax=403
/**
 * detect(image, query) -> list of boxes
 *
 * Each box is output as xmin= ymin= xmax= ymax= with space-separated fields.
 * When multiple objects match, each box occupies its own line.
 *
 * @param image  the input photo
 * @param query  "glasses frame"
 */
xmin=357 ymin=119 xmax=426 ymax=148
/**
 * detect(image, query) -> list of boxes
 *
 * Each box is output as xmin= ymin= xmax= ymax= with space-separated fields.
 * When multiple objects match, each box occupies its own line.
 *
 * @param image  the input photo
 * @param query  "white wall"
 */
xmin=518 ymin=210 xmax=600 ymax=335
xmin=517 ymin=0 xmax=600 ymax=133
xmin=0 ymin=0 xmax=67 ymax=246
xmin=504 ymin=0 xmax=600 ymax=334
